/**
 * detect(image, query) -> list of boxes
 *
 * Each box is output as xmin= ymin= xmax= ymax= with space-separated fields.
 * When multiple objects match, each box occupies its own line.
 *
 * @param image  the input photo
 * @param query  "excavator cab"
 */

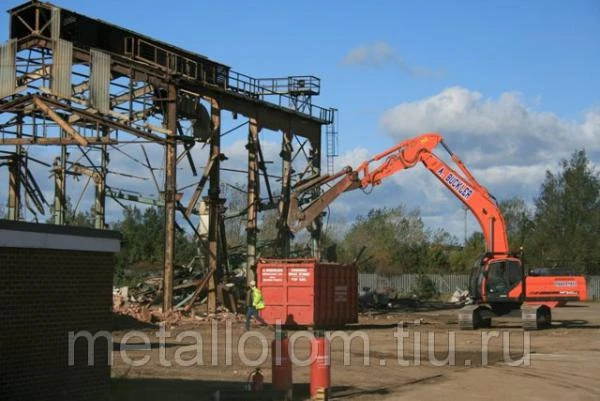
xmin=468 ymin=255 xmax=524 ymax=303
xmin=484 ymin=259 xmax=524 ymax=303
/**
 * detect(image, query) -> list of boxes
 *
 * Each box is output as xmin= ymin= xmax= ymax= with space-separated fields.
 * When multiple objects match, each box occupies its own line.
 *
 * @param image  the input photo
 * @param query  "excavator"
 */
xmin=286 ymin=132 xmax=587 ymax=330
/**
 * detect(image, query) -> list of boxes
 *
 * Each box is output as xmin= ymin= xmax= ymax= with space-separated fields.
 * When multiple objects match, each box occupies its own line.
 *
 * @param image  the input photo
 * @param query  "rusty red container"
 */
xmin=257 ymin=258 xmax=358 ymax=327
xmin=310 ymin=336 xmax=331 ymax=398
xmin=271 ymin=337 xmax=293 ymax=391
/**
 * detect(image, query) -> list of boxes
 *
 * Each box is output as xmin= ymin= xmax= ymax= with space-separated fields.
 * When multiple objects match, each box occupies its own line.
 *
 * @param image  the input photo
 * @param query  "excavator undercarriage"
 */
xmin=458 ymin=303 xmax=552 ymax=331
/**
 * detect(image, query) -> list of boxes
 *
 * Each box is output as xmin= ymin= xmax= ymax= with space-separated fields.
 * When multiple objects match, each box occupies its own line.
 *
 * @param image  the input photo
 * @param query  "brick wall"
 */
xmin=1 ymin=243 xmax=116 ymax=400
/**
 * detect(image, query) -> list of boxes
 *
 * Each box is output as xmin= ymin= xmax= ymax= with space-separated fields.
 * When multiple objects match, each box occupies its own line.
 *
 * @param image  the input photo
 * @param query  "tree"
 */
xmin=222 ymin=183 xmax=247 ymax=248
xmin=337 ymin=206 xmax=432 ymax=273
xmin=530 ymin=150 xmax=600 ymax=273
xmin=448 ymin=232 xmax=485 ymax=272
xmin=45 ymin=196 xmax=94 ymax=228
xmin=338 ymin=208 xmax=401 ymax=272
xmin=499 ymin=196 xmax=534 ymax=249
xmin=424 ymin=228 xmax=456 ymax=272
xmin=112 ymin=205 xmax=199 ymax=283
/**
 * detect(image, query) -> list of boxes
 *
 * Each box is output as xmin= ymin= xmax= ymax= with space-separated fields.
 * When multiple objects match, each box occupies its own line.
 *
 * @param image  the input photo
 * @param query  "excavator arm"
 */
xmin=288 ymin=132 xmax=509 ymax=255
xmin=287 ymin=131 xmax=586 ymax=330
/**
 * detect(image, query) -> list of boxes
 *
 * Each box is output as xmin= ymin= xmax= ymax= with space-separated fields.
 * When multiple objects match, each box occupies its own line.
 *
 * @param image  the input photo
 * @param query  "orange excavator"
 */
xmin=287 ymin=133 xmax=587 ymax=330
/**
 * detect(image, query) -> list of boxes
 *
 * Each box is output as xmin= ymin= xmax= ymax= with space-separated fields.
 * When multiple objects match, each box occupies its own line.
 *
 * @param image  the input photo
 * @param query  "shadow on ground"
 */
xmin=111 ymin=378 xmax=392 ymax=401
xmin=111 ymin=312 xmax=157 ymax=331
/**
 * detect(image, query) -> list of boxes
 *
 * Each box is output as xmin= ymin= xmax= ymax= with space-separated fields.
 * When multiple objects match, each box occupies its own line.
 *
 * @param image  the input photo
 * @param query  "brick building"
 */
xmin=0 ymin=220 xmax=120 ymax=401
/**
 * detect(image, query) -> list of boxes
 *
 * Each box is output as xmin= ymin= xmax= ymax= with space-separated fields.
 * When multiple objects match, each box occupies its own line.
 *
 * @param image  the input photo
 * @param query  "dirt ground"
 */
xmin=110 ymin=302 xmax=600 ymax=401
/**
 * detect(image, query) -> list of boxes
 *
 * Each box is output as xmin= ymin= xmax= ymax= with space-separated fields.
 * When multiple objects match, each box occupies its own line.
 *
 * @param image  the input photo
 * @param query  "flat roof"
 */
xmin=0 ymin=220 xmax=121 ymax=252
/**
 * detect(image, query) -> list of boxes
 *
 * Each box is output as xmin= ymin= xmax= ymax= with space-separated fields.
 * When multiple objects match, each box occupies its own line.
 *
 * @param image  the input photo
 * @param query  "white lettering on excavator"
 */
xmin=445 ymin=173 xmax=473 ymax=200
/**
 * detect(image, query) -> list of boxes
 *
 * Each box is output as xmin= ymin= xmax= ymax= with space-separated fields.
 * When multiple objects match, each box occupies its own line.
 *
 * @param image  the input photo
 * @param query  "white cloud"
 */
xmin=379 ymin=86 xmax=600 ymax=165
xmin=323 ymin=87 xmax=600 ymax=239
xmin=341 ymin=41 xmax=441 ymax=78
xmin=335 ymin=147 xmax=369 ymax=171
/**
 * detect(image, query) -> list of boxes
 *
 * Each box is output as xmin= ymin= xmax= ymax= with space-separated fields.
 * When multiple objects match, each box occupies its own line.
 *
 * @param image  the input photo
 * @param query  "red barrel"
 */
xmin=310 ymin=336 xmax=330 ymax=398
xmin=250 ymin=368 xmax=264 ymax=391
xmin=272 ymin=336 xmax=293 ymax=391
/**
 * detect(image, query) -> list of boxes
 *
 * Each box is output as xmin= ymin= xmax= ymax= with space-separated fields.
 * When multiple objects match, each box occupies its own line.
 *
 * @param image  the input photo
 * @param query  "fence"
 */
xmin=359 ymin=273 xmax=600 ymax=300
xmin=589 ymin=276 xmax=600 ymax=301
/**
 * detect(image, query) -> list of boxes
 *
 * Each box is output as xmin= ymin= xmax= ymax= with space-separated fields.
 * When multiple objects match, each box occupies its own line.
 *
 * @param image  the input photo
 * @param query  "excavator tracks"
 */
xmin=458 ymin=305 xmax=492 ymax=330
xmin=459 ymin=304 xmax=552 ymax=330
xmin=521 ymin=305 xmax=552 ymax=330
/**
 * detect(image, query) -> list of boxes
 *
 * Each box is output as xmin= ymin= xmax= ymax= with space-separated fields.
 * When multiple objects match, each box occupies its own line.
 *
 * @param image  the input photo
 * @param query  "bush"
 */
xmin=412 ymin=274 xmax=440 ymax=300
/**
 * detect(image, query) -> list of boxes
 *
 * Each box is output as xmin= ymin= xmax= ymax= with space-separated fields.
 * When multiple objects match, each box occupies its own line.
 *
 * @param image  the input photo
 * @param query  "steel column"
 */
xmin=8 ymin=114 xmax=23 ymax=220
xmin=162 ymin=84 xmax=178 ymax=312
xmin=53 ymin=140 xmax=67 ymax=225
xmin=95 ymin=129 xmax=108 ymax=229
xmin=246 ymin=118 xmax=260 ymax=283
xmin=7 ymin=154 xmax=20 ymax=221
xmin=277 ymin=129 xmax=293 ymax=257
xmin=208 ymin=98 xmax=221 ymax=313
xmin=309 ymin=137 xmax=322 ymax=260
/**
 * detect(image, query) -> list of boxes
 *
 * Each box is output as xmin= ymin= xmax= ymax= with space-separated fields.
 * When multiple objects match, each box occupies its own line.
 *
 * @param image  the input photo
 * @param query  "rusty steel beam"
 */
xmin=246 ymin=118 xmax=260 ymax=283
xmin=7 ymin=114 xmax=24 ymax=220
xmin=309 ymin=137 xmax=322 ymax=259
xmin=67 ymin=159 xmax=106 ymax=229
xmin=39 ymin=95 xmax=167 ymax=143
xmin=162 ymin=84 xmax=178 ymax=312
xmin=184 ymin=154 xmax=217 ymax=217
xmin=72 ymin=81 xmax=89 ymax=95
xmin=110 ymin=85 xmax=153 ymax=107
xmin=0 ymin=96 xmax=166 ymax=145
xmin=32 ymin=96 xmax=89 ymax=146
xmin=52 ymin=150 xmax=67 ymax=225
xmin=7 ymin=155 xmax=20 ymax=220
xmin=0 ymin=137 xmax=117 ymax=146
xmin=96 ymin=129 xmax=108 ymax=230
xmin=207 ymin=98 xmax=221 ymax=314
xmin=16 ymin=64 xmax=51 ymax=86
xmin=0 ymin=93 xmax=33 ymax=113
xmin=276 ymin=129 xmax=293 ymax=257
xmin=182 ymin=265 xmax=217 ymax=313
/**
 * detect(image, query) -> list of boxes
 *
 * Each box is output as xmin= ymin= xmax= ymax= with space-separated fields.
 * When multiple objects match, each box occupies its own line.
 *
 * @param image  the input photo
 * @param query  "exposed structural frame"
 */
xmin=0 ymin=1 xmax=337 ymax=311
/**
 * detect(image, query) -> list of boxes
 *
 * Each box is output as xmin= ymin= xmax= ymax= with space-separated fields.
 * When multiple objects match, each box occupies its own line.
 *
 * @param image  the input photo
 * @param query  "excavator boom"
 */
xmin=289 ymin=132 xmax=508 ymax=255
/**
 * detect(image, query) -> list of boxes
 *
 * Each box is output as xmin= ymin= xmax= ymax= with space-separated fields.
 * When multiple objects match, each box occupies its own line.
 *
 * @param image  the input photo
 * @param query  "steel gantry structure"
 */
xmin=0 ymin=1 xmax=337 ymax=312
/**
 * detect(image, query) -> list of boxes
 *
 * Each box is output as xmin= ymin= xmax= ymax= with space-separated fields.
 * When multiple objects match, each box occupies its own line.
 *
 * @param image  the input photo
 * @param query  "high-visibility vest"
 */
xmin=252 ymin=288 xmax=265 ymax=310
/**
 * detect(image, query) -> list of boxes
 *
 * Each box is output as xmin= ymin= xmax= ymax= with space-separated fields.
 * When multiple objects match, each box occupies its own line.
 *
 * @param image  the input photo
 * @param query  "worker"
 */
xmin=245 ymin=280 xmax=267 ymax=330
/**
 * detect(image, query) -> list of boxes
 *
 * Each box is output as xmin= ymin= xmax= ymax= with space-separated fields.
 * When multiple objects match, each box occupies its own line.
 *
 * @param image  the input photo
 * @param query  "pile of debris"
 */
xmin=449 ymin=288 xmax=471 ymax=304
xmin=358 ymin=286 xmax=420 ymax=310
xmin=124 ymin=265 xmax=211 ymax=306
xmin=112 ymin=266 xmax=247 ymax=326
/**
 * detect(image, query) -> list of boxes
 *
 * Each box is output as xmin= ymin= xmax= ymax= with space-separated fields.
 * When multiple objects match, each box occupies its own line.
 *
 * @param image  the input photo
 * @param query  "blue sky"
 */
xmin=0 ymin=0 xmax=598 ymax=240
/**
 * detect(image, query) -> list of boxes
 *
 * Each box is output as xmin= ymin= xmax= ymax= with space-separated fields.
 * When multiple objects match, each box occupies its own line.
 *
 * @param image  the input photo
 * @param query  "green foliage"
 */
xmin=112 ymin=206 xmax=198 ymax=284
xmin=330 ymin=150 xmax=599 ymax=275
xmin=448 ymin=232 xmax=485 ymax=272
xmin=337 ymin=206 xmax=455 ymax=274
xmin=528 ymin=150 xmax=600 ymax=273
xmin=498 ymin=197 xmax=534 ymax=249
xmin=412 ymin=274 xmax=440 ymax=300
xmin=45 ymin=197 xmax=95 ymax=227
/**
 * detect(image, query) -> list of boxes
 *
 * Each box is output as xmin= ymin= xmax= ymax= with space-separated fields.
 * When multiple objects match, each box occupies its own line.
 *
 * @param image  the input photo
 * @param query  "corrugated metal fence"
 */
xmin=589 ymin=276 xmax=600 ymax=301
xmin=359 ymin=273 xmax=600 ymax=300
